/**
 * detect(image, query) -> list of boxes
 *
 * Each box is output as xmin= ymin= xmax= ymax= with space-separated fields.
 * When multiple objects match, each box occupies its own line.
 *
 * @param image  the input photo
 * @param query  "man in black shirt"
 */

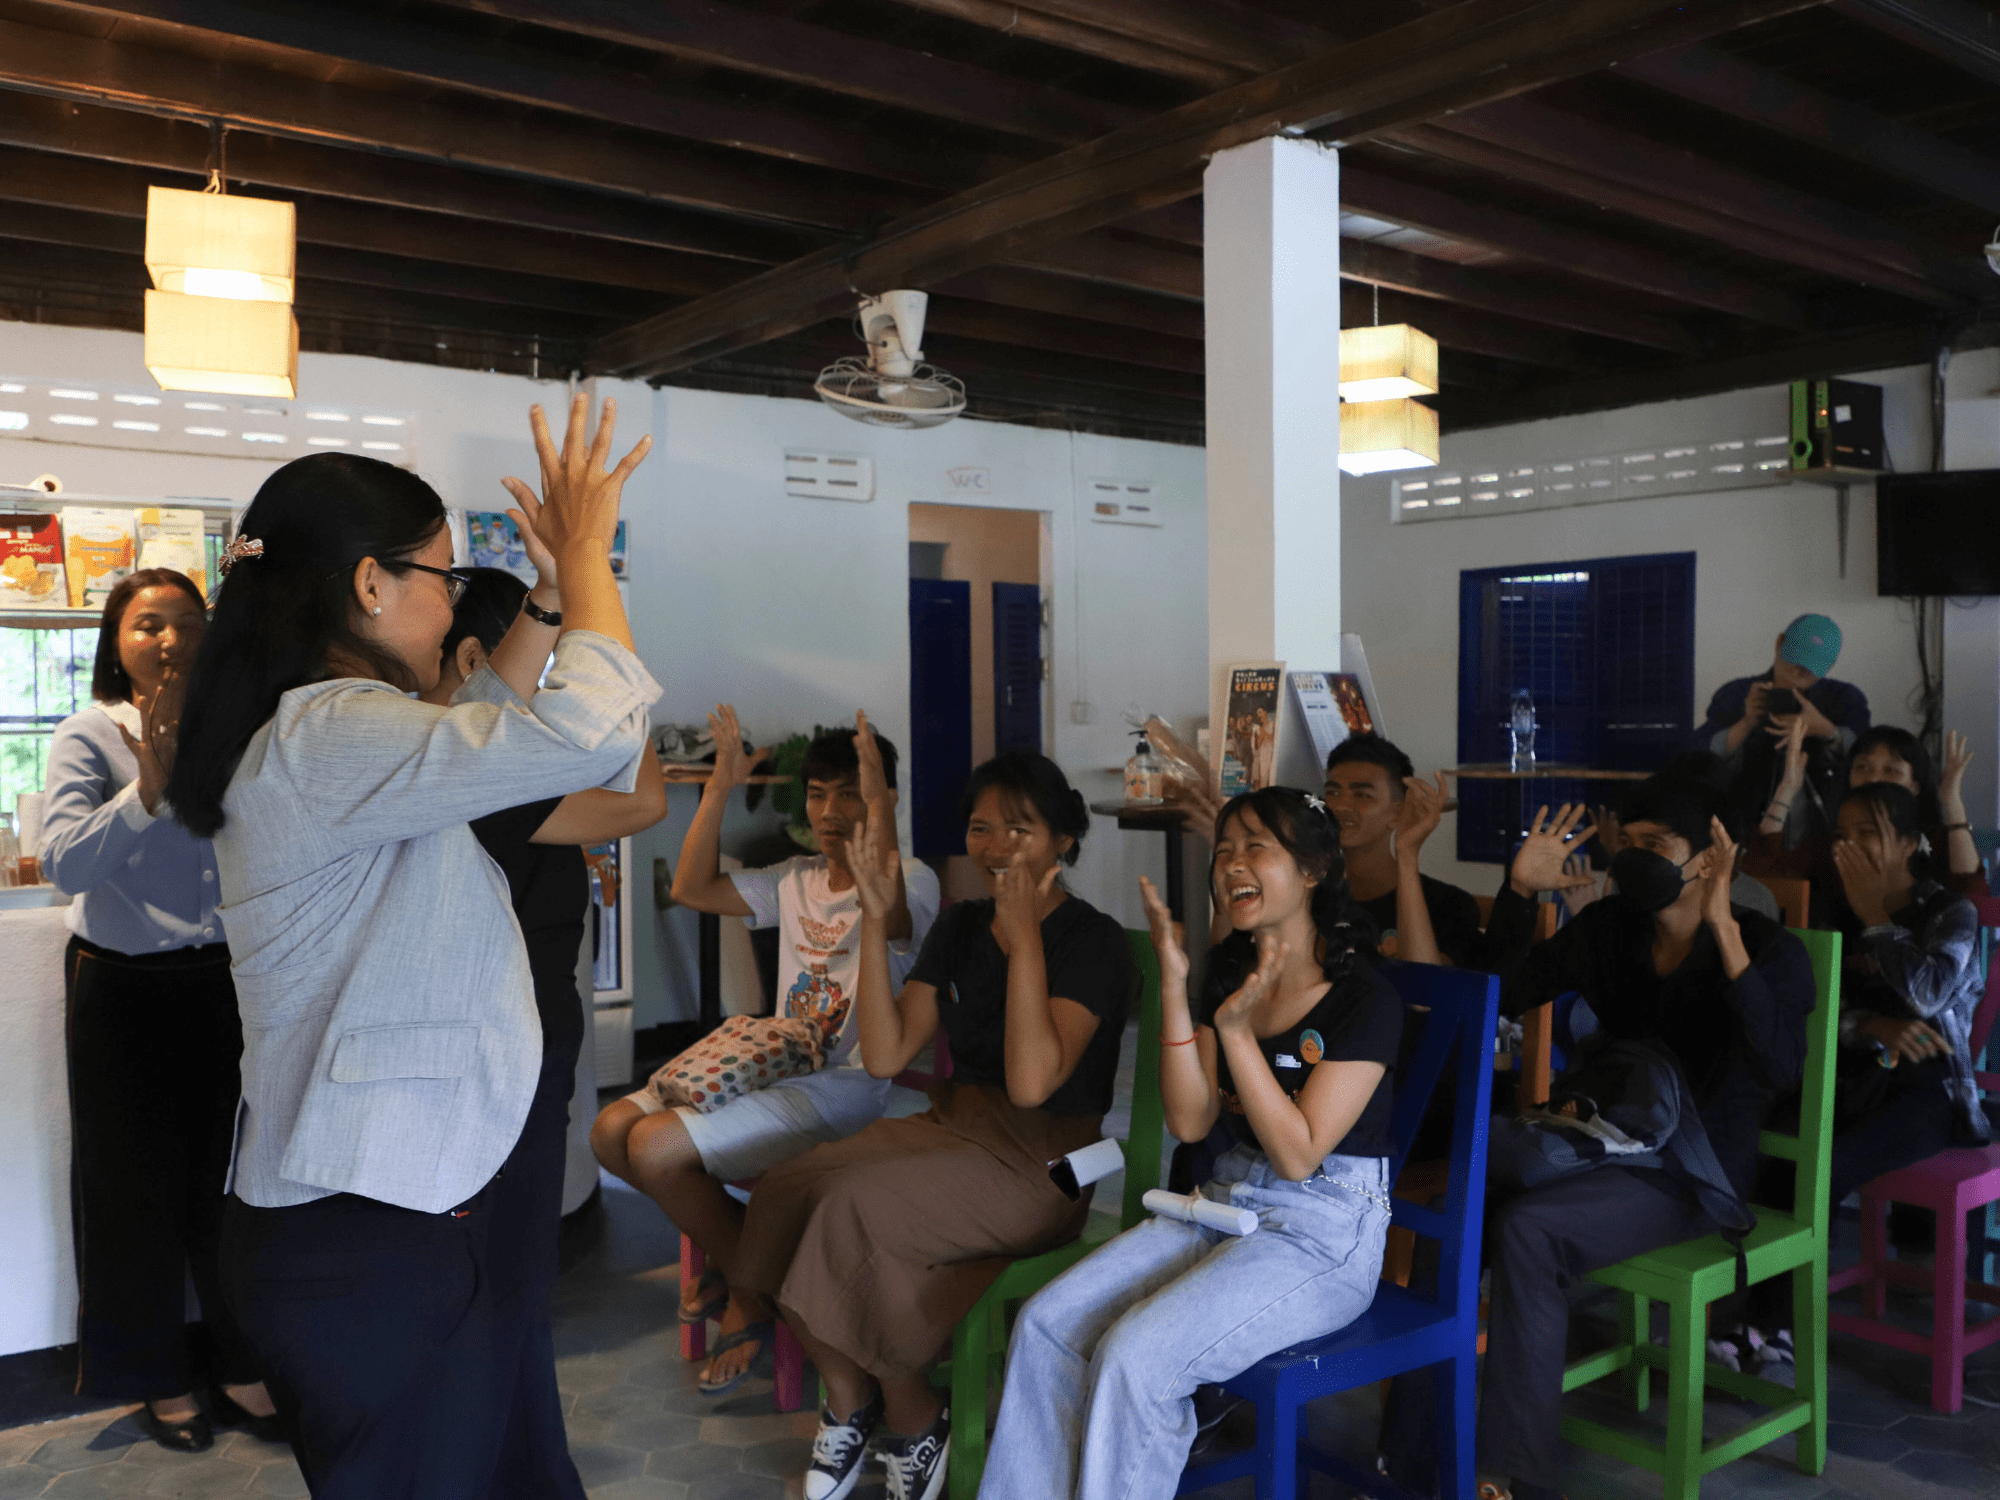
xmin=1323 ymin=733 xmax=1484 ymax=968
xmin=1453 ymin=781 xmax=1813 ymax=1500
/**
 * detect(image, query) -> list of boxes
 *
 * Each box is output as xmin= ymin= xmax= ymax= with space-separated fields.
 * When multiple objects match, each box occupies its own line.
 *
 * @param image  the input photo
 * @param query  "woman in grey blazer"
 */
xmin=162 ymin=396 xmax=657 ymax=1500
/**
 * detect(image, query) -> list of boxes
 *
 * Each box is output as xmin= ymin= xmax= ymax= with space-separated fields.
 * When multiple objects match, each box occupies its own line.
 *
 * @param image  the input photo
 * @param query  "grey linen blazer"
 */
xmin=214 ymin=630 xmax=659 ymax=1213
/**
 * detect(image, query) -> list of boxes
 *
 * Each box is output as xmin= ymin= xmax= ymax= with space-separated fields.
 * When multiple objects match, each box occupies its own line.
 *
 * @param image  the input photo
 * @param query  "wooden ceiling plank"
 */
xmin=427 ymin=0 xmax=1139 ymax=142
xmin=1004 ymin=0 xmax=1324 ymax=74
xmin=0 ymin=90 xmax=832 ymax=264
xmin=1342 ymin=283 xmax=1615 ymax=370
xmin=1446 ymin=316 xmax=1996 ymax=430
xmin=1337 ymin=238 xmax=1702 ymax=352
xmin=1616 ymin=44 xmax=2000 ymax=218
xmin=1830 ymin=0 xmax=2000 ymax=90
xmin=591 ymin=0 xmax=1819 ymax=378
xmin=0 ymin=16 xmax=885 ymax=231
xmin=1340 ymin=164 xmax=1811 ymax=328
xmin=31 ymin=0 xmax=982 ymax=188
xmin=0 ymin=142 xmax=746 ymax=297
xmin=878 ymin=0 xmax=1238 ymax=86
xmin=1415 ymin=97 xmax=1986 ymax=302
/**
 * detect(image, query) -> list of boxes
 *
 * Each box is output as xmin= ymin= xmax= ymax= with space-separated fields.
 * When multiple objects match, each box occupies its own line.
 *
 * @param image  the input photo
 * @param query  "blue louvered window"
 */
xmin=1455 ymin=551 xmax=1695 ymax=863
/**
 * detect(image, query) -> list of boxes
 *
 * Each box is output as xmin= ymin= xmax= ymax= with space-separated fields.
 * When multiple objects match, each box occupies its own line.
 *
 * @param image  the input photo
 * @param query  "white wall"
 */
xmin=1340 ymin=348 xmax=2000 ymax=895
xmin=0 ymin=321 xmax=1209 ymax=1029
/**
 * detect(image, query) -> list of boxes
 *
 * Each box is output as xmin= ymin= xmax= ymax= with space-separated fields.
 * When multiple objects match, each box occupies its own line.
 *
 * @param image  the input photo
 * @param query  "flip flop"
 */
xmin=678 ymin=1267 xmax=729 ymax=1325
xmin=696 ymin=1321 xmax=773 ymax=1398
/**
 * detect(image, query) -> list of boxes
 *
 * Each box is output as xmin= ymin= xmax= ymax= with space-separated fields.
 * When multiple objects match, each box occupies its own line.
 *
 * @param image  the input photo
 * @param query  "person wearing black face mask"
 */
xmin=1390 ymin=779 xmax=1814 ymax=1500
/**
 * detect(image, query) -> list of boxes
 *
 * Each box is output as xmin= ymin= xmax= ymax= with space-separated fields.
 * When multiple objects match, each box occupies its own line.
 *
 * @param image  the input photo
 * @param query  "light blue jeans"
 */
xmin=977 ymin=1145 xmax=1392 ymax=1500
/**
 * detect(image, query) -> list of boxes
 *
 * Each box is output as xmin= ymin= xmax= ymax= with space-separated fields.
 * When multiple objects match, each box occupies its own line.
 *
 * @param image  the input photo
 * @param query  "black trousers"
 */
xmin=224 ymin=1030 xmax=584 ymax=1499
xmin=64 ymin=935 xmax=260 ymax=1400
xmin=1382 ymin=1165 xmax=1712 ymax=1494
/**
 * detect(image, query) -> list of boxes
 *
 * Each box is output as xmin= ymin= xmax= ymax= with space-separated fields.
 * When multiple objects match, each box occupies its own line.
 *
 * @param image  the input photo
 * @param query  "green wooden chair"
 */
xmin=942 ymin=926 xmax=1166 ymax=1500
xmin=1558 ymin=927 xmax=1841 ymax=1500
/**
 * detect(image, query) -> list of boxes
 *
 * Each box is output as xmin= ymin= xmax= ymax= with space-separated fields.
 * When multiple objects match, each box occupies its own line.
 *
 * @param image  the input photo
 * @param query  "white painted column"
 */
xmin=1204 ymin=135 xmax=1344 ymax=794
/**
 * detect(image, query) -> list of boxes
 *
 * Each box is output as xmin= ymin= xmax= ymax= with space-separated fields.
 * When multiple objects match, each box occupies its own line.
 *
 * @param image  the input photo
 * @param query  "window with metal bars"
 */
xmin=1455 ymin=552 xmax=1694 ymax=863
xmin=1 ymin=627 xmax=94 ymax=817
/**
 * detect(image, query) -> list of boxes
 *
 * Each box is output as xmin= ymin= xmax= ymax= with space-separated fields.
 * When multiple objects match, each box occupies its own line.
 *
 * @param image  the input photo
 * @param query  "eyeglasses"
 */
xmin=384 ymin=560 xmax=476 ymax=606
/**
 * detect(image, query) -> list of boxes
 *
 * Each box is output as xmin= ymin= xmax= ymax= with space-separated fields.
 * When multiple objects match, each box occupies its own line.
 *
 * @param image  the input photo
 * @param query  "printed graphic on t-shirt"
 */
xmin=799 ymin=913 xmax=852 ymax=951
xmin=1299 ymin=1029 xmax=1324 ymax=1065
xmin=785 ymin=912 xmax=854 ymax=1040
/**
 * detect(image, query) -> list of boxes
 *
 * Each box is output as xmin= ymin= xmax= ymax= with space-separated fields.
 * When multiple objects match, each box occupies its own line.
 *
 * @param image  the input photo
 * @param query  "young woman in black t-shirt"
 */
xmin=980 ymin=787 xmax=1402 ymax=1500
xmin=733 ymin=742 xmax=1129 ymax=1500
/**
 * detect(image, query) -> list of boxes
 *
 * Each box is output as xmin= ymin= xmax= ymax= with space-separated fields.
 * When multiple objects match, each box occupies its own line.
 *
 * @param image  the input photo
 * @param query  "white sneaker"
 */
xmin=804 ymin=1392 xmax=882 ymax=1500
xmin=879 ymin=1408 xmax=950 ymax=1500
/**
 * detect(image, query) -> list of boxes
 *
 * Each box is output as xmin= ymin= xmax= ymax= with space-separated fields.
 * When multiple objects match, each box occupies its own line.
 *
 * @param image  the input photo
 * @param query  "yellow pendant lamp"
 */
xmin=1336 ymin=291 xmax=1440 ymax=475
xmin=1338 ymin=396 xmax=1440 ymax=476
xmin=143 ymin=163 xmax=299 ymax=398
xmin=1338 ymin=323 xmax=1438 ymax=402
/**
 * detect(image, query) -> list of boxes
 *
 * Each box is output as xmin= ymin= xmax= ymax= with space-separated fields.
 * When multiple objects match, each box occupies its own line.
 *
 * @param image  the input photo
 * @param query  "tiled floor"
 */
xmin=4 ymin=1040 xmax=1999 ymax=1498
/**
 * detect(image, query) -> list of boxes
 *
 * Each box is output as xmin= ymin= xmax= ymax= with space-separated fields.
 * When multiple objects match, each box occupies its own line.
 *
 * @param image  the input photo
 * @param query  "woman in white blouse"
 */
xmin=163 ymin=396 xmax=657 ymax=1500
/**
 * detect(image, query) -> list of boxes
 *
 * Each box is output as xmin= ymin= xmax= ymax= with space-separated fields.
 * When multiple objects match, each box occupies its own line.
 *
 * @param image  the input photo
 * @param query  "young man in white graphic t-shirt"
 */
xmin=591 ymin=708 xmax=939 ymax=1396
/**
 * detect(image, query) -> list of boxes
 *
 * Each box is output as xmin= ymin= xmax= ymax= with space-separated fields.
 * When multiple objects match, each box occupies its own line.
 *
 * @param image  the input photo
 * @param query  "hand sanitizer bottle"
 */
xmin=1124 ymin=731 xmax=1164 ymax=804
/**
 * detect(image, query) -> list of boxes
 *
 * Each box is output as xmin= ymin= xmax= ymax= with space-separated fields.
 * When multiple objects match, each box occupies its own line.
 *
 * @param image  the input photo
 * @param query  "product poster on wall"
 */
xmin=466 ymin=511 xmax=629 ymax=585
xmin=1289 ymin=671 xmax=1379 ymax=770
xmin=1220 ymin=663 xmax=1283 ymax=796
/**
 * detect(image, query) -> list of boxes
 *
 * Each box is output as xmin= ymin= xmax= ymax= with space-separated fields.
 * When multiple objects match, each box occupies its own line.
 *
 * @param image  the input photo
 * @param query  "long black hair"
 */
xmin=165 ymin=453 xmax=447 ymax=837
xmin=958 ymin=750 xmax=1089 ymax=865
xmin=1207 ymin=786 xmax=1374 ymax=992
xmin=90 ymin=567 xmax=205 ymax=703
xmin=442 ymin=566 xmax=528 ymax=661
xmin=1838 ymin=781 xmax=1924 ymax=877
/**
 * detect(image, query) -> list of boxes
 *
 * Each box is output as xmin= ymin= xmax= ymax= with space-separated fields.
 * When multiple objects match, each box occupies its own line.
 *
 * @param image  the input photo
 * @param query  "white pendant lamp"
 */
xmin=1338 ymin=397 xmax=1440 ymax=476
xmin=1338 ymin=323 xmax=1439 ymax=402
xmin=143 ymin=169 xmax=299 ymax=398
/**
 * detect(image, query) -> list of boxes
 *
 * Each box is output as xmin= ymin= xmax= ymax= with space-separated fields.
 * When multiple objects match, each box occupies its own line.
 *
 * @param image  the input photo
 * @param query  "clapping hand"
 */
xmin=706 ymin=705 xmax=765 ymax=793
xmin=1138 ymin=875 xmax=1189 ymax=992
xmin=1214 ymin=932 xmax=1287 ymax=1037
xmin=1698 ymin=816 xmax=1739 ymax=931
xmin=1394 ymin=771 xmax=1448 ymax=860
xmin=1508 ymin=804 xmax=1597 ymax=897
xmin=845 ymin=712 xmax=904 ymax=921
xmin=116 ymin=667 xmax=182 ymax=816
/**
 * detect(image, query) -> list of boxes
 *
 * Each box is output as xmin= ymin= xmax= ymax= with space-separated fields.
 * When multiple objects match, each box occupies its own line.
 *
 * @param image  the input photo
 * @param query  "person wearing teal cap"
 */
xmin=1696 ymin=612 xmax=1871 ymax=845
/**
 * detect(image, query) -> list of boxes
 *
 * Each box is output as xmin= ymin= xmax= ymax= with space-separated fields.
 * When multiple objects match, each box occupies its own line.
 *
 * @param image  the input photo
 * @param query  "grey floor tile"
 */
xmin=686 ymin=1475 xmax=784 ymax=1500
xmin=587 ymin=1479 xmax=690 ymax=1500
xmin=1826 ymin=1421 xmax=1912 ymax=1463
xmin=137 ymin=1460 xmax=254 ymax=1497
xmin=243 ymin=1466 xmax=306 ymax=1499
xmin=0 ymin=1464 xmax=55 ymax=1499
xmin=1891 ymin=1448 xmax=2000 ymax=1493
xmin=601 ymin=1415 xmax=702 ymax=1455
xmin=644 ymin=1444 xmax=741 ymax=1485
xmin=737 ymin=1438 xmax=812 ymax=1480
xmin=576 ymin=1386 xmax=673 ymax=1422
xmin=41 ymin=1463 xmax=156 ymax=1498
xmin=569 ymin=1443 xmax=649 ymax=1489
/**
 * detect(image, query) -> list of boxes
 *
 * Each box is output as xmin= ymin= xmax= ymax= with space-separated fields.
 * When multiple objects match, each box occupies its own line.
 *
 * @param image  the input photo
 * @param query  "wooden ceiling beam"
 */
xmin=1337 ymin=238 xmax=1702 ymax=353
xmin=1339 ymin=163 xmax=1811 ymax=328
xmin=30 ymin=0 xmax=983 ymax=188
xmin=877 ymin=0 xmax=1237 ymax=87
xmin=933 ymin=268 xmax=1205 ymax=339
xmin=1004 ymin=0 xmax=1326 ymax=74
xmin=1830 ymin=0 xmax=2000 ymax=90
xmin=1445 ymin=316 xmax=1996 ymax=430
xmin=0 ymin=144 xmax=745 ymax=299
xmin=427 ymin=0 xmax=1139 ymax=143
xmin=592 ymin=0 xmax=1819 ymax=377
xmin=0 ymin=16 xmax=884 ymax=231
xmin=925 ymin=297 xmax=1205 ymax=373
xmin=1615 ymin=44 xmax=2000 ymax=218
xmin=0 ymin=90 xmax=827 ymax=264
xmin=1407 ymin=98 xmax=1986 ymax=303
xmin=1339 ymin=284 xmax=1618 ymax=370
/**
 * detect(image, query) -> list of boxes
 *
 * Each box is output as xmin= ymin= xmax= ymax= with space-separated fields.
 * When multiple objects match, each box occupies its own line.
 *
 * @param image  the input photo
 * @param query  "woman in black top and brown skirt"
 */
xmin=733 ymin=742 xmax=1131 ymax=1500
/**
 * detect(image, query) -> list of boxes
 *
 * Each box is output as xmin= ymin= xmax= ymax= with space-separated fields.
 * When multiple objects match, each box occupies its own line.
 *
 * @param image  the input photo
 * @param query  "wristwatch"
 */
xmin=522 ymin=596 xmax=562 ymax=627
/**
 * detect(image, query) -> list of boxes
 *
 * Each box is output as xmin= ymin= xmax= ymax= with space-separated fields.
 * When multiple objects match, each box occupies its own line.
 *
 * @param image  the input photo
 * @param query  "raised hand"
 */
xmin=1941 ymin=730 xmax=1973 ymax=816
xmin=1214 ymin=933 xmax=1287 ymax=1036
xmin=847 ymin=792 xmax=904 ymax=920
xmin=1765 ymin=713 xmax=1808 ymax=804
xmin=992 ymin=842 xmax=1057 ymax=956
xmin=1393 ymin=771 xmax=1448 ymax=860
xmin=503 ymin=481 xmax=562 ymax=601
xmin=1508 ymin=804 xmax=1596 ymax=897
xmin=116 ymin=667 xmax=182 ymax=816
xmin=706 ymin=705 xmax=764 ymax=792
xmin=1558 ymin=853 xmax=1601 ymax=920
xmin=1138 ymin=875 xmax=1189 ymax=992
xmin=1593 ymin=804 xmax=1625 ymax=857
xmin=854 ymin=710 xmax=893 ymax=812
xmin=502 ymin=393 xmax=650 ymax=563
xmin=1698 ymin=815 xmax=1738 ymax=931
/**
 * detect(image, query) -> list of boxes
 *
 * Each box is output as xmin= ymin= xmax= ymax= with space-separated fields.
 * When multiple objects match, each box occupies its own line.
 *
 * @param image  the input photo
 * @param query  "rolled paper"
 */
xmin=1047 ymin=1137 xmax=1127 ymax=1200
xmin=1143 ymin=1188 xmax=1258 ymax=1237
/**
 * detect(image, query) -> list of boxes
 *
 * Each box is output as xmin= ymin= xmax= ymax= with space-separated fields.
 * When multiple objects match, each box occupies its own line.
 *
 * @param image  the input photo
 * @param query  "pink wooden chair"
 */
xmin=679 ymin=1031 xmax=954 ymax=1413
xmin=1827 ymin=895 xmax=2000 ymax=1412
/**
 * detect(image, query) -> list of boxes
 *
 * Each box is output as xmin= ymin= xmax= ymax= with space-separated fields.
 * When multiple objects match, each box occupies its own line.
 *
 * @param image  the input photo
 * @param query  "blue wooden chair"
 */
xmin=1177 ymin=961 xmax=1499 ymax=1500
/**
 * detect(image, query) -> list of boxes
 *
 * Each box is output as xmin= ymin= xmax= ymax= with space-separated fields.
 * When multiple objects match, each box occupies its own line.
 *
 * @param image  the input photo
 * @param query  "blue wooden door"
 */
xmin=992 ymin=581 xmax=1043 ymax=756
xmin=910 ymin=579 xmax=972 ymax=860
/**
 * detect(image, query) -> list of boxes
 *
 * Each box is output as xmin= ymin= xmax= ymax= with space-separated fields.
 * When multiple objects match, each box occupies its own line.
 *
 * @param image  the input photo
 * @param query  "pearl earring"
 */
xmin=372 ymin=606 xmax=381 ymax=616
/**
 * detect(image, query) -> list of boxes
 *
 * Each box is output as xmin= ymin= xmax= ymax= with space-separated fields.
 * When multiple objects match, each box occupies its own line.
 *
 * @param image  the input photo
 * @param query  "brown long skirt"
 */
xmin=733 ymin=1081 xmax=1103 ymax=1380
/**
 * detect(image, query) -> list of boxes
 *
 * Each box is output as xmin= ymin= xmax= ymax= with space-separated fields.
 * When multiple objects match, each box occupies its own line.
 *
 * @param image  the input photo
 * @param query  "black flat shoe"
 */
xmin=138 ymin=1401 xmax=214 ymax=1453
xmin=208 ymin=1387 xmax=288 ymax=1444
